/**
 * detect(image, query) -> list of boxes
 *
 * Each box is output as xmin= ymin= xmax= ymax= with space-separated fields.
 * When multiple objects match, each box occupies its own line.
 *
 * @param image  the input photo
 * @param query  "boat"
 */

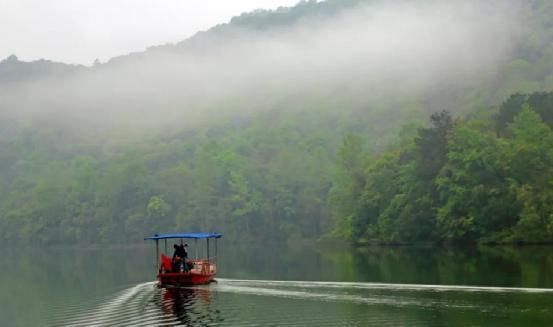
xmin=145 ymin=232 xmax=222 ymax=287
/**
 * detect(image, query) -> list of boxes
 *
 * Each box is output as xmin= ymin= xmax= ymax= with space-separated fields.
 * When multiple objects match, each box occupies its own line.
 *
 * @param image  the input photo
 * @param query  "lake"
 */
xmin=1 ymin=242 xmax=553 ymax=326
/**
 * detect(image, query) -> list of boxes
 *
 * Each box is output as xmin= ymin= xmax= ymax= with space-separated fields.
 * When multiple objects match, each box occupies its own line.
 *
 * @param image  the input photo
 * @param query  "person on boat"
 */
xmin=180 ymin=243 xmax=194 ymax=272
xmin=172 ymin=243 xmax=186 ymax=272
xmin=180 ymin=243 xmax=188 ymax=257
xmin=172 ymin=243 xmax=193 ymax=272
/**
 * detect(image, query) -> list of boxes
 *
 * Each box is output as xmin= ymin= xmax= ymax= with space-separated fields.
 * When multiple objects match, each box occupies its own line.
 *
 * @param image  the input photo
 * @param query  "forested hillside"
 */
xmin=1 ymin=0 xmax=553 ymax=245
xmin=334 ymin=92 xmax=553 ymax=244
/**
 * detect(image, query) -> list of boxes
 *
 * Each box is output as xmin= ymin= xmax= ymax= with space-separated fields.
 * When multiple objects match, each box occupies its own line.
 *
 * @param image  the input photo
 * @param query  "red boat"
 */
xmin=145 ymin=232 xmax=222 ymax=287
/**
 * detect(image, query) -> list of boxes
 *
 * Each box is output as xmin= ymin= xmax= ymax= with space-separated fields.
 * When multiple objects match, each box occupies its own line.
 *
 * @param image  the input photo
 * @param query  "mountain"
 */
xmin=1 ymin=0 xmax=553 ymax=244
xmin=0 ymin=54 xmax=86 ymax=84
xmin=0 ymin=0 xmax=365 ymax=82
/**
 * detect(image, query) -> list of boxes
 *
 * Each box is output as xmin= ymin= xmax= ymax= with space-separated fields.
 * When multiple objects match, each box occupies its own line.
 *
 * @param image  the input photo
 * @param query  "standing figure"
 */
xmin=172 ymin=243 xmax=186 ymax=272
xmin=180 ymin=243 xmax=193 ymax=272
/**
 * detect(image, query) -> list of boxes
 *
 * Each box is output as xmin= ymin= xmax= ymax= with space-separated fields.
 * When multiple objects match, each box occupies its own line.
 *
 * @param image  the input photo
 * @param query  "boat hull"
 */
xmin=157 ymin=259 xmax=217 ymax=286
xmin=158 ymin=272 xmax=215 ymax=286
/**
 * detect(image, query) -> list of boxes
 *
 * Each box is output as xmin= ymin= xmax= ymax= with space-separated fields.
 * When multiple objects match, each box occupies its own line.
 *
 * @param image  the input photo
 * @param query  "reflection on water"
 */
xmin=156 ymin=287 xmax=222 ymax=326
xmin=48 ymin=283 xmax=222 ymax=327
xmin=2 ymin=244 xmax=553 ymax=326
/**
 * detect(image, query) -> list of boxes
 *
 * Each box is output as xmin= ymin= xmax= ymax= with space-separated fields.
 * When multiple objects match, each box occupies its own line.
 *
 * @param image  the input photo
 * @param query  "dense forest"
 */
xmin=1 ymin=0 xmax=553 ymax=245
xmin=334 ymin=92 xmax=553 ymax=244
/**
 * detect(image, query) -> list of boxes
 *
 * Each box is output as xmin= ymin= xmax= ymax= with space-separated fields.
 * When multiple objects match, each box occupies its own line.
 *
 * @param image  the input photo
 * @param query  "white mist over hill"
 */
xmin=0 ymin=0 xmax=299 ymax=64
xmin=1 ymin=0 xmax=522 ymax=136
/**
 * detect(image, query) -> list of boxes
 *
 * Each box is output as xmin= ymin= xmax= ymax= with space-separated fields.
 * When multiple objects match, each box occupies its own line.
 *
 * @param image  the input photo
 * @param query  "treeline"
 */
xmin=0 ymin=120 xmax=336 ymax=244
xmin=334 ymin=92 xmax=553 ymax=244
xmin=3 ymin=92 xmax=552 ymax=246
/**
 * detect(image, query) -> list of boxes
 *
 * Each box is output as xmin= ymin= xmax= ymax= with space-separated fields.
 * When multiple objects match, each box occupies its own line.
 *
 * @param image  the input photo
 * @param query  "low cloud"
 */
xmin=0 ymin=0 xmax=523 ymax=137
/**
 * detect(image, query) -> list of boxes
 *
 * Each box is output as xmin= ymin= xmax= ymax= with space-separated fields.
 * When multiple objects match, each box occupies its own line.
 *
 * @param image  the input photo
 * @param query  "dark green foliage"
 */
xmin=414 ymin=111 xmax=454 ymax=181
xmin=227 ymin=0 xmax=368 ymax=31
xmin=0 ymin=119 xmax=338 ymax=244
xmin=338 ymin=92 xmax=553 ymax=244
xmin=497 ymin=92 xmax=553 ymax=136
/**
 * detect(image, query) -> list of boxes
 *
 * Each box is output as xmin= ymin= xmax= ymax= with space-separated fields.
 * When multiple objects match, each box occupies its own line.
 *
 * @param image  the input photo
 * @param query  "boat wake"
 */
xmin=47 ymin=282 xmax=222 ymax=327
xmin=217 ymin=278 xmax=553 ymax=293
xmin=211 ymin=278 xmax=553 ymax=313
xmin=46 ymin=279 xmax=553 ymax=326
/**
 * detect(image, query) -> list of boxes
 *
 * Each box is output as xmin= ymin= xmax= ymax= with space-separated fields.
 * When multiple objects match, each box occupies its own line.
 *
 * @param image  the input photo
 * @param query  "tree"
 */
xmin=436 ymin=120 xmax=516 ymax=242
xmin=147 ymin=196 xmax=172 ymax=232
xmin=505 ymin=106 xmax=553 ymax=242
xmin=330 ymin=134 xmax=367 ymax=240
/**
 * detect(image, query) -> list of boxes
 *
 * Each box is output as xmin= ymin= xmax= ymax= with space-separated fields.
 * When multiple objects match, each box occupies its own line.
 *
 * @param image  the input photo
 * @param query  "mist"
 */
xmin=0 ymin=0 xmax=522 ymax=139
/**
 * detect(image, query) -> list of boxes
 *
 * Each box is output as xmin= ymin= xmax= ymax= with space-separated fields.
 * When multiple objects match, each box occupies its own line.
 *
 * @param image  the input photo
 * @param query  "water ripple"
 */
xmin=46 ymin=279 xmax=553 ymax=326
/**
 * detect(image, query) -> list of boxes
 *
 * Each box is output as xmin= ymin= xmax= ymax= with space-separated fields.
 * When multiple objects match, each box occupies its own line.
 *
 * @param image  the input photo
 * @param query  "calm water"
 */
xmin=1 ymin=243 xmax=553 ymax=326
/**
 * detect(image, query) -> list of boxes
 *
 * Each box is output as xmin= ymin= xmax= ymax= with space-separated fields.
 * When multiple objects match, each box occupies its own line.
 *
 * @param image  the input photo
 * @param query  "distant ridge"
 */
xmin=0 ymin=54 xmax=87 ymax=84
xmin=0 ymin=0 xmax=364 ymax=79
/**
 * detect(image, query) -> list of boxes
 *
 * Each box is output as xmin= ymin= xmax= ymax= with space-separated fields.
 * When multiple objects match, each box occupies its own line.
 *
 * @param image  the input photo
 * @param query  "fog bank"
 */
xmin=0 ymin=0 xmax=522 ymax=137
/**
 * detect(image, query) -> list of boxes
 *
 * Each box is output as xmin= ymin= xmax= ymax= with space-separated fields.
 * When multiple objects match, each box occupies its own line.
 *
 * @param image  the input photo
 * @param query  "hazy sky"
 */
xmin=0 ymin=0 xmax=299 ymax=65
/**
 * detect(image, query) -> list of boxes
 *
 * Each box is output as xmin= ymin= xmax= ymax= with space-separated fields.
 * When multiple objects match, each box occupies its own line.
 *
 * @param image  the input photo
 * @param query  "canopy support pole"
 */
xmin=155 ymin=239 xmax=159 ymax=271
xmin=207 ymin=238 xmax=210 ymax=263
xmin=164 ymin=239 xmax=167 ymax=255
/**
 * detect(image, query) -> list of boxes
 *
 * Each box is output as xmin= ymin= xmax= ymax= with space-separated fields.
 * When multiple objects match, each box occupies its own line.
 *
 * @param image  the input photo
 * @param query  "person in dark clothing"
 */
xmin=172 ymin=243 xmax=192 ymax=272
xmin=179 ymin=244 xmax=188 ymax=259
xmin=180 ymin=243 xmax=193 ymax=272
xmin=172 ymin=243 xmax=186 ymax=261
xmin=172 ymin=244 xmax=185 ymax=272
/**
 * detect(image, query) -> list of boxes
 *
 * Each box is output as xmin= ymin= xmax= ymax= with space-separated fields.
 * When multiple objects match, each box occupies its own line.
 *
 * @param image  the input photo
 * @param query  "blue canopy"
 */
xmin=144 ymin=233 xmax=222 ymax=241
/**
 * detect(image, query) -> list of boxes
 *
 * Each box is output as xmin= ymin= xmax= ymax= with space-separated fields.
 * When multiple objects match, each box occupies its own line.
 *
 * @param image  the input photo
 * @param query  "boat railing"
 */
xmin=190 ymin=259 xmax=217 ymax=275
